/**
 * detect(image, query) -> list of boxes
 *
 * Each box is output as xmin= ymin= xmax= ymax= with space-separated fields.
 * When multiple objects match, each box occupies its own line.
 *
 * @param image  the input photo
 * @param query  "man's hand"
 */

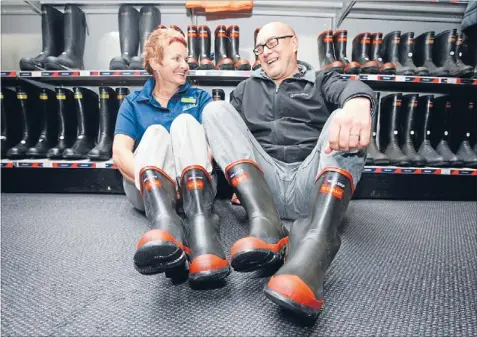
xmin=324 ymin=97 xmax=372 ymax=153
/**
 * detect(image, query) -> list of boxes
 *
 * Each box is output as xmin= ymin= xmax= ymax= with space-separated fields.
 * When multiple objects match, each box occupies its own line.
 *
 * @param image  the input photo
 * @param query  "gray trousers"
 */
xmin=202 ymin=101 xmax=366 ymax=220
xmin=123 ymin=114 xmax=216 ymax=212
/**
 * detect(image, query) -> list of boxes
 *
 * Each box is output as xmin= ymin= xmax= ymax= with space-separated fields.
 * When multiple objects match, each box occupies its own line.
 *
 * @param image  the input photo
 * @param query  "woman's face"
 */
xmin=157 ymin=41 xmax=190 ymax=86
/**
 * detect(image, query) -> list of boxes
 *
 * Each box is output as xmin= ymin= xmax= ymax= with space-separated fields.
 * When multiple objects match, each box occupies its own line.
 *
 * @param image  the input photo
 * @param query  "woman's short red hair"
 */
xmin=143 ymin=27 xmax=187 ymax=74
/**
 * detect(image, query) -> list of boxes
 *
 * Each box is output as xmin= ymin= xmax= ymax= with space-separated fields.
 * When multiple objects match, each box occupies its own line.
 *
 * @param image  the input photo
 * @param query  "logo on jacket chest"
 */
xmin=289 ymin=92 xmax=309 ymax=98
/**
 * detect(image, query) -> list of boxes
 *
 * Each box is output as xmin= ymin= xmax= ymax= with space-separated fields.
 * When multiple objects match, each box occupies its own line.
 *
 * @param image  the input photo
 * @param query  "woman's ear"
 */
xmin=149 ymin=57 xmax=160 ymax=73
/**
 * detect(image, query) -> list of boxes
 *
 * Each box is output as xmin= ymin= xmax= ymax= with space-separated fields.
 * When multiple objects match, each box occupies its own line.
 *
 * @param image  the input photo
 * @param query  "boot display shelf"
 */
xmin=1 ymin=158 xmax=477 ymax=176
xmin=2 ymin=70 xmax=477 ymax=91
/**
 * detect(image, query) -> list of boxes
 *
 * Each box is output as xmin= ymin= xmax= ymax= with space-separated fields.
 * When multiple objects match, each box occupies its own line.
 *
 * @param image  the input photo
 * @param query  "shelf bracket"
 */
xmin=24 ymin=0 xmax=41 ymax=14
xmin=334 ymin=1 xmax=356 ymax=30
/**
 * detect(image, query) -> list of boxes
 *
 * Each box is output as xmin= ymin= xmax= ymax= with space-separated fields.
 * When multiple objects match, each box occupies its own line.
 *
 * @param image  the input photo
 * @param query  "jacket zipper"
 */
xmin=272 ymin=83 xmax=280 ymax=155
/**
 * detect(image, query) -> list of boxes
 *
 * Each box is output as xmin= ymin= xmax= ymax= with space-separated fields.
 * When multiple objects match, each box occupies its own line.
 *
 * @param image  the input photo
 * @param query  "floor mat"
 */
xmin=1 ymin=193 xmax=476 ymax=336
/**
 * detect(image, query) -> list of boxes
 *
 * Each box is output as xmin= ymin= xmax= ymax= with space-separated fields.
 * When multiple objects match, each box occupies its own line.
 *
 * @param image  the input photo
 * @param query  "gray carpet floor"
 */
xmin=1 ymin=193 xmax=476 ymax=336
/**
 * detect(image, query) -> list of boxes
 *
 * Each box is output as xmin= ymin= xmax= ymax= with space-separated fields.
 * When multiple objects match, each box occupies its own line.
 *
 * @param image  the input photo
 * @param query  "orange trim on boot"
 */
xmin=138 ymin=166 xmax=176 ymax=196
xmin=189 ymin=254 xmax=229 ymax=274
xmin=231 ymin=236 xmax=289 ymax=257
xmin=136 ymin=229 xmax=191 ymax=255
xmin=234 ymin=59 xmax=250 ymax=69
xmin=315 ymin=167 xmax=354 ymax=193
xmin=267 ymin=274 xmax=324 ymax=310
xmin=180 ymin=165 xmax=212 ymax=184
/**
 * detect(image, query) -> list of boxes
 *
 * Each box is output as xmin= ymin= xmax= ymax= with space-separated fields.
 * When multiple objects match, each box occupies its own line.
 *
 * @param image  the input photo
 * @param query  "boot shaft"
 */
xmin=117 ymin=5 xmax=140 ymax=58
xmin=433 ymin=29 xmax=457 ymax=66
xmin=62 ymin=5 xmax=86 ymax=58
xmin=139 ymin=167 xmax=179 ymax=222
xmin=382 ymin=31 xmax=401 ymax=63
xmin=198 ymin=25 xmax=212 ymax=60
xmin=318 ymin=30 xmax=336 ymax=60
xmin=380 ymin=93 xmax=402 ymax=139
xmin=15 ymin=87 xmax=42 ymax=140
xmin=40 ymin=5 xmax=64 ymax=56
xmin=180 ymin=166 xmax=215 ymax=218
xmin=98 ymin=87 xmax=118 ymax=137
xmin=72 ymin=87 xmax=99 ymax=138
xmin=55 ymin=87 xmax=76 ymax=140
xmin=116 ymin=87 xmax=129 ymax=107
xmin=417 ymin=95 xmax=435 ymax=142
xmin=433 ymin=96 xmax=453 ymax=143
xmin=138 ymin=6 xmax=161 ymax=49
xmin=399 ymin=94 xmax=419 ymax=145
xmin=38 ymin=88 xmax=58 ymax=139
xmin=369 ymin=32 xmax=384 ymax=62
xmin=227 ymin=25 xmax=241 ymax=61
xmin=1 ymin=88 xmax=21 ymax=144
xmin=214 ymin=25 xmax=230 ymax=62
xmin=399 ymin=32 xmax=417 ymax=67
xmin=187 ymin=25 xmax=199 ymax=66
xmin=414 ymin=31 xmax=434 ymax=65
xmin=352 ymin=32 xmax=372 ymax=61
xmin=333 ymin=30 xmax=348 ymax=61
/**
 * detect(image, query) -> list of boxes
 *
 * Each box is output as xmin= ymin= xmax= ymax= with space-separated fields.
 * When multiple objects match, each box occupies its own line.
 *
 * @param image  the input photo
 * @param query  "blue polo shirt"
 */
xmin=114 ymin=78 xmax=212 ymax=145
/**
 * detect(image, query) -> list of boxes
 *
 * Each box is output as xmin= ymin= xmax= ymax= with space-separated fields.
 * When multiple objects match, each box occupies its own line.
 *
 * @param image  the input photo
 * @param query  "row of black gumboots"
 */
xmin=1 ymin=87 xmax=127 ymax=161
xmin=108 ymin=4 xmax=258 ymax=71
xmin=0 ymin=87 xmax=226 ymax=161
xmin=17 ymin=4 xmax=256 ymax=73
xmin=319 ymin=29 xmax=477 ymax=78
xmin=368 ymin=92 xmax=477 ymax=168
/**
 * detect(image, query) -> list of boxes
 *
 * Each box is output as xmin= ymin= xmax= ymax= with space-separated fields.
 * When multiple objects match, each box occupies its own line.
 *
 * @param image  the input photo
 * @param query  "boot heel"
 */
xmin=230 ymin=236 xmax=288 ymax=272
xmin=188 ymin=254 xmax=230 ymax=283
xmin=134 ymin=241 xmax=187 ymax=275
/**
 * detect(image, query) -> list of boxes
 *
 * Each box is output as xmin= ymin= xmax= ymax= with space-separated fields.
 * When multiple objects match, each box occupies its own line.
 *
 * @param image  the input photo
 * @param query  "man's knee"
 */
xmin=202 ymin=101 xmax=234 ymax=129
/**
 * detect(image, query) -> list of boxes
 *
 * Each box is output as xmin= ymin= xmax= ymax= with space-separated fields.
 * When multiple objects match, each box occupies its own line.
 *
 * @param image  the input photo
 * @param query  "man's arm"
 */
xmin=229 ymin=81 xmax=246 ymax=114
xmin=320 ymin=70 xmax=376 ymax=117
xmin=319 ymin=71 xmax=376 ymax=153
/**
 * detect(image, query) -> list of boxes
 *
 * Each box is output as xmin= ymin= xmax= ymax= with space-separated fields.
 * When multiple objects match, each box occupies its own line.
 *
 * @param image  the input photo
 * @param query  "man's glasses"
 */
xmin=253 ymin=35 xmax=294 ymax=56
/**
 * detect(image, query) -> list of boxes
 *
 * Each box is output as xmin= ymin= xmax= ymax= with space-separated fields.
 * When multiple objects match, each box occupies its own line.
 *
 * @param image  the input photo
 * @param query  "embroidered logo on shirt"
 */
xmin=181 ymin=97 xmax=197 ymax=104
xmin=183 ymin=103 xmax=198 ymax=111
xmin=290 ymin=92 xmax=309 ymax=98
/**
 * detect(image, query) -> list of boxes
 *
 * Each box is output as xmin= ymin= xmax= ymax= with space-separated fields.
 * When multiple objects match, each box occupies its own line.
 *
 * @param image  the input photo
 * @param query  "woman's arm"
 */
xmin=112 ymin=134 xmax=135 ymax=183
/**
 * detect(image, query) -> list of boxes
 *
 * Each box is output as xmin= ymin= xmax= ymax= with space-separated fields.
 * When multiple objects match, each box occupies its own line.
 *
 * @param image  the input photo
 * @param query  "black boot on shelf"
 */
xmin=382 ymin=31 xmax=415 ymax=75
xmin=198 ymin=25 xmax=215 ymax=70
xmin=455 ymin=31 xmax=474 ymax=78
xmin=415 ymin=95 xmax=447 ymax=167
xmin=379 ymin=93 xmax=410 ymax=166
xmin=352 ymin=32 xmax=379 ymax=74
xmin=317 ymin=30 xmax=344 ymax=73
xmin=333 ymin=30 xmax=360 ymax=74
xmin=6 ymin=87 xmax=42 ymax=160
xmin=369 ymin=32 xmax=395 ymax=75
xmin=88 ymin=87 xmax=119 ymax=161
xmin=47 ymin=88 xmax=77 ymax=159
xmin=399 ymin=94 xmax=426 ymax=166
xmin=452 ymin=100 xmax=477 ymax=168
xmin=366 ymin=92 xmax=390 ymax=166
xmin=26 ymin=88 xmax=59 ymax=158
xmin=399 ymin=32 xmax=429 ymax=76
xmin=110 ymin=5 xmax=140 ymax=70
xmin=1 ymin=88 xmax=22 ymax=159
xmin=432 ymin=96 xmax=462 ymax=167
xmin=187 ymin=25 xmax=199 ymax=70
xmin=129 ymin=6 xmax=161 ymax=70
xmin=19 ymin=5 xmax=64 ymax=71
xmin=44 ymin=5 xmax=87 ymax=70
xmin=433 ymin=29 xmax=469 ymax=78
xmin=214 ymin=25 xmax=234 ymax=70
xmin=252 ymin=27 xmax=261 ymax=70
xmin=212 ymin=89 xmax=225 ymax=101
xmin=63 ymin=87 xmax=99 ymax=159
xmin=414 ymin=32 xmax=449 ymax=77
xmin=227 ymin=25 xmax=251 ymax=70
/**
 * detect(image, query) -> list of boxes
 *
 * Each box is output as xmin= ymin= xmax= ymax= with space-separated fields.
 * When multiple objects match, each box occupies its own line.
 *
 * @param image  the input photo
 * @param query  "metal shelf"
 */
xmin=2 ymin=70 xmax=477 ymax=92
xmin=2 ymin=159 xmax=476 ymax=175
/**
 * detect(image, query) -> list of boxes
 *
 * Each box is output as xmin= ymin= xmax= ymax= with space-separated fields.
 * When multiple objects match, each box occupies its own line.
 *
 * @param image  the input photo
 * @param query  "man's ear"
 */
xmin=292 ymin=35 xmax=299 ymax=53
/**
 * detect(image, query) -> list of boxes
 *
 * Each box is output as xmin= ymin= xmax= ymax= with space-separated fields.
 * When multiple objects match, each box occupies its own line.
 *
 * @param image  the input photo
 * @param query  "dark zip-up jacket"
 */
xmin=229 ymin=61 xmax=376 ymax=163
